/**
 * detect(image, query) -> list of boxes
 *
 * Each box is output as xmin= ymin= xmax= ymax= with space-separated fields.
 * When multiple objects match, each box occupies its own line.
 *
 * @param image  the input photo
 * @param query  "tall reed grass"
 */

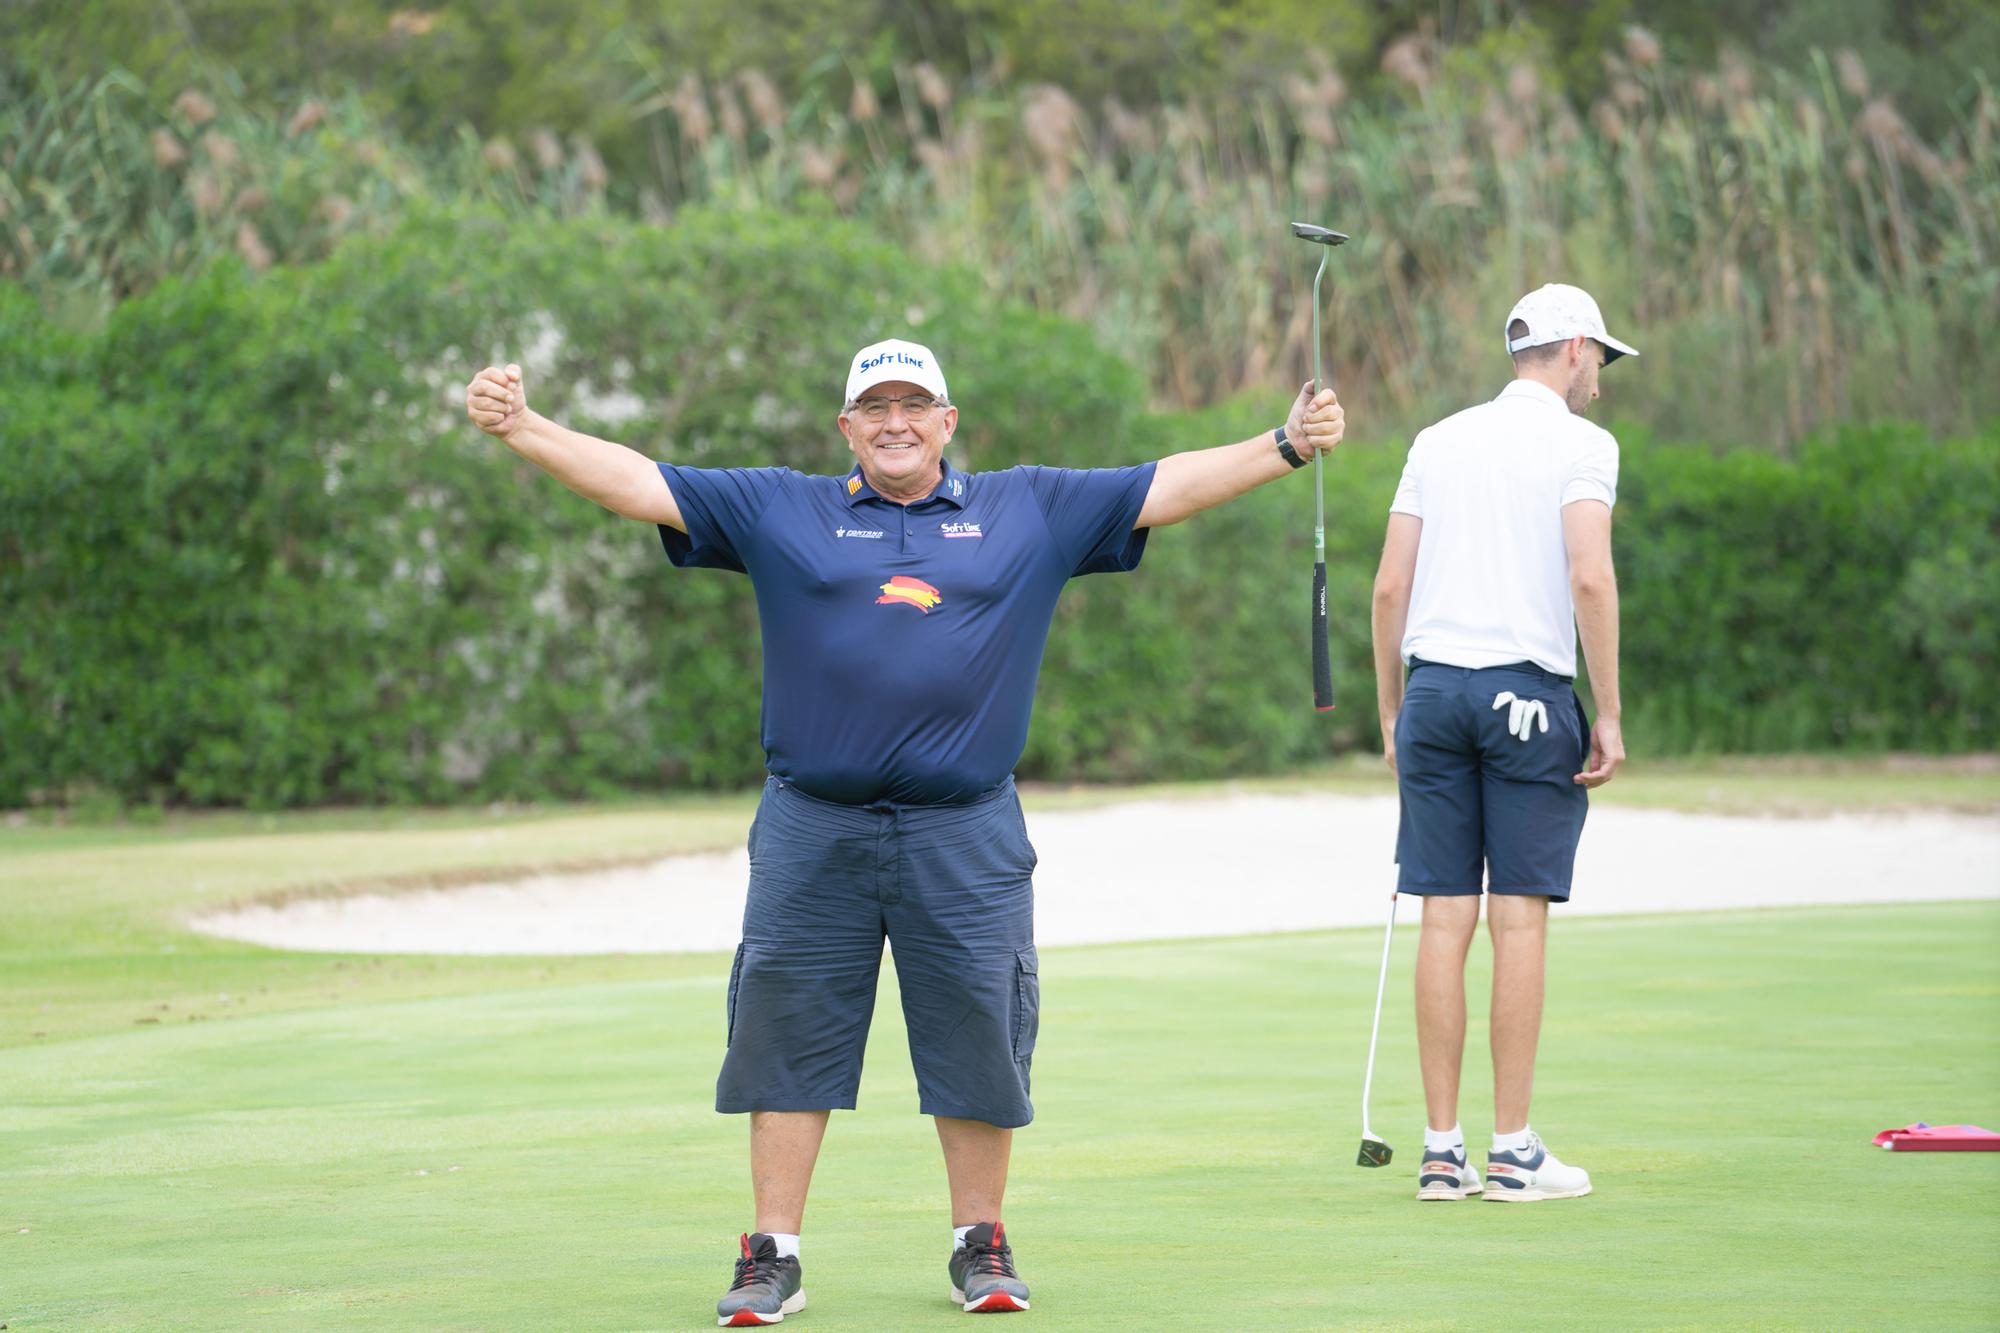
xmin=4 ymin=32 xmax=1993 ymax=444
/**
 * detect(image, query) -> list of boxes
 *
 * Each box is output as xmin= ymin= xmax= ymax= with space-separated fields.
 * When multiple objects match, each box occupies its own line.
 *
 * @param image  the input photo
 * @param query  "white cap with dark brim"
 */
xmin=1504 ymin=283 xmax=1640 ymax=364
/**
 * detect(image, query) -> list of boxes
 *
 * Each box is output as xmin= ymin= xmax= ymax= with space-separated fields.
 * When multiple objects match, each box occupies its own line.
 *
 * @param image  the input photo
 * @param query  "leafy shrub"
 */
xmin=1 ymin=211 xmax=1991 ymax=808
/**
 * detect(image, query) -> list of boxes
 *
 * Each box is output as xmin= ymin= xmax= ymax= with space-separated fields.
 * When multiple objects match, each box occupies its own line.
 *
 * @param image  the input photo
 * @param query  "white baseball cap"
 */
xmin=1504 ymin=284 xmax=1639 ymax=363
xmin=844 ymin=338 xmax=949 ymax=405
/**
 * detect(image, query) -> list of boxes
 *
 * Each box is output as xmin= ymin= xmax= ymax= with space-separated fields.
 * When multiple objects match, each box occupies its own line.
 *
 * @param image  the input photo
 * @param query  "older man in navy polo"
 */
xmin=466 ymin=339 xmax=1344 ymax=1323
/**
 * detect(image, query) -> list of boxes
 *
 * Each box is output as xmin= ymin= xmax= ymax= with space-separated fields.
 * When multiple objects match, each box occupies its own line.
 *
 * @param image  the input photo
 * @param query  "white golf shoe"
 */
xmin=1416 ymin=1146 xmax=1484 ymax=1200
xmin=1483 ymin=1132 xmax=1592 ymax=1201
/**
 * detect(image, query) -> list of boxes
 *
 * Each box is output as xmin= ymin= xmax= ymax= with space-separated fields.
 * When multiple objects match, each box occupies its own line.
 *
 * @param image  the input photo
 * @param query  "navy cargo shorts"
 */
xmin=716 ymin=775 xmax=1041 ymax=1129
xmin=1394 ymin=658 xmax=1592 ymax=901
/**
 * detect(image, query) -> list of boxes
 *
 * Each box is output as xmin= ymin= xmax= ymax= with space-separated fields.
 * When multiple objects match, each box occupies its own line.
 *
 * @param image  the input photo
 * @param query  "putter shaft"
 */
xmin=1312 ymin=250 xmax=1326 ymax=556
xmin=1360 ymin=889 xmax=1397 ymax=1151
xmin=1299 ymin=225 xmax=1341 ymax=712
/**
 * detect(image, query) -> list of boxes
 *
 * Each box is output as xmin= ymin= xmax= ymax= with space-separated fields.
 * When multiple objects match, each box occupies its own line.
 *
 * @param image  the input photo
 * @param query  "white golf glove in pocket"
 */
xmin=1491 ymin=691 xmax=1549 ymax=743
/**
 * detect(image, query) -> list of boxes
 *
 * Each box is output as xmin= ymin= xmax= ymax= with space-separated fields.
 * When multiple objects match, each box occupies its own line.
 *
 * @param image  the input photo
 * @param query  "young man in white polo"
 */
xmin=1369 ymin=283 xmax=1631 ymax=1202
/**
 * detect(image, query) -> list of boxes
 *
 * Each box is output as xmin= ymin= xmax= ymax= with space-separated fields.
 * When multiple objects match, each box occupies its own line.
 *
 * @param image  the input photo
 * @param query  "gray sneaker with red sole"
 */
xmin=949 ymin=1222 xmax=1031 ymax=1313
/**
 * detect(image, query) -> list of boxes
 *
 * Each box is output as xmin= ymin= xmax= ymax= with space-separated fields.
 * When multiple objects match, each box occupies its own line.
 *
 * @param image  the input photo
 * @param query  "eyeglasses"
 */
xmin=849 ymin=394 xmax=944 ymax=422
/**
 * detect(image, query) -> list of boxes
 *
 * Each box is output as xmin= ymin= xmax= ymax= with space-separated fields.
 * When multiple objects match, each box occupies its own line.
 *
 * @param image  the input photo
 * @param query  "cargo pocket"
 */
xmin=1011 ymin=947 xmax=1040 ymax=1062
xmin=725 ymin=943 xmax=748 ymax=1046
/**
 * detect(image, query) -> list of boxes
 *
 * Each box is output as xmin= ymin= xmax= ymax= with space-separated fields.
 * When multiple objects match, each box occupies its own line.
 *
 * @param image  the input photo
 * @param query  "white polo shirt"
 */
xmin=1390 ymin=378 xmax=1618 ymax=677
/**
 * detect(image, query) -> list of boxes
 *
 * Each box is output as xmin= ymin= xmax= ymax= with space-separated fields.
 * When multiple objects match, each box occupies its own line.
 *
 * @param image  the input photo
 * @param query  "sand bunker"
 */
xmin=190 ymin=795 xmax=2000 ymax=955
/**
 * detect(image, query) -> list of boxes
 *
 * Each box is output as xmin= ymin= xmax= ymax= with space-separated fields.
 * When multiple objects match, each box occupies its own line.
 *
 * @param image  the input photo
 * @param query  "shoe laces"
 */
xmin=731 ymin=1235 xmax=787 ymax=1291
xmin=964 ymin=1229 xmax=1018 ymax=1280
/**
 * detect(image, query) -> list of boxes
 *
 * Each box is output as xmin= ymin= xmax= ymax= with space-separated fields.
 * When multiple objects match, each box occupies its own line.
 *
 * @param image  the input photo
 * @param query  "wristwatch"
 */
xmin=1275 ymin=425 xmax=1308 ymax=469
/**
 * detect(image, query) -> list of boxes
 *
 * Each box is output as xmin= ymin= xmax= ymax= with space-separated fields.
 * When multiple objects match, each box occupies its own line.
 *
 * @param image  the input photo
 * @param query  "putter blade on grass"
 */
xmin=1358 ymin=1135 xmax=1393 ymax=1168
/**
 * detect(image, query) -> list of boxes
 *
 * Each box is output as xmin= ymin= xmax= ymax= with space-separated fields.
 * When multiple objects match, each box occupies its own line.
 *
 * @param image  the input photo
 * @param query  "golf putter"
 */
xmin=1290 ymin=223 xmax=1348 ymax=711
xmin=1358 ymin=886 xmax=1397 ymax=1167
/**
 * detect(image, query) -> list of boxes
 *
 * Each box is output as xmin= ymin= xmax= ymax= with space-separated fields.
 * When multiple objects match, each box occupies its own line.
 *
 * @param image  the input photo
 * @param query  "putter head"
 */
xmin=1290 ymin=222 xmax=1349 ymax=247
xmin=1357 ymin=1135 xmax=1394 ymax=1168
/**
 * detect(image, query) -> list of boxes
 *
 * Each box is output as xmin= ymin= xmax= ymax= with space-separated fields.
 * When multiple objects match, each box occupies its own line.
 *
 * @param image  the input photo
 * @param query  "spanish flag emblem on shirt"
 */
xmin=876 ymin=575 xmax=943 ymax=613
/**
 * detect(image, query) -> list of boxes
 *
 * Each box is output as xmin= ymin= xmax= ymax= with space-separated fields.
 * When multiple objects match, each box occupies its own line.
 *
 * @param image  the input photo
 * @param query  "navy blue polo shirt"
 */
xmin=656 ymin=458 xmax=1156 ymax=806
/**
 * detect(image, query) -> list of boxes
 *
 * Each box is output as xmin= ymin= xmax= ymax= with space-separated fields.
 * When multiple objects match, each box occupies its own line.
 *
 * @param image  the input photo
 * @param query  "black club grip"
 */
xmin=1312 ymin=559 xmax=1335 ymax=711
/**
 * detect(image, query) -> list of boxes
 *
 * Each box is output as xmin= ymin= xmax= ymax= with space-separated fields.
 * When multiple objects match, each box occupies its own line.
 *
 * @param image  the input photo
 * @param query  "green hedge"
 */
xmin=1 ymin=210 xmax=1992 ymax=808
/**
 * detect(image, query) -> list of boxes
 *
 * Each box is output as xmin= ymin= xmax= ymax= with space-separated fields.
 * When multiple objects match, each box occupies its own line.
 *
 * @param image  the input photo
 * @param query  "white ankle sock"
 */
xmin=953 ymin=1224 xmax=975 ymax=1250
xmin=1492 ymin=1126 xmax=1534 ymax=1154
xmin=768 ymin=1232 xmax=801 ymax=1260
xmin=1423 ymin=1123 xmax=1464 ymax=1153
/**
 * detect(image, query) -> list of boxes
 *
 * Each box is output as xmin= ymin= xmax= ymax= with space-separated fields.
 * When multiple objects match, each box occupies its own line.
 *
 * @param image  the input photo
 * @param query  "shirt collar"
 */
xmin=842 ymin=458 xmax=967 ymax=509
xmin=1496 ymin=378 xmax=1569 ymax=412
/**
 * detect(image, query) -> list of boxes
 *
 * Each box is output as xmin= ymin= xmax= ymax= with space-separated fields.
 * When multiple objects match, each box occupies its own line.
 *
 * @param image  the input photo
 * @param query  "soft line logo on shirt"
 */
xmin=876 ymin=576 xmax=943 ymax=613
xmin=941 ymin=522 xmax=982 ymax=539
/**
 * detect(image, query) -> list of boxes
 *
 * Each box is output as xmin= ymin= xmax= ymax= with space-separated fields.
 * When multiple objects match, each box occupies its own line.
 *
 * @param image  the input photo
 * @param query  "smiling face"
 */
xmin=837 ymin=379 xmax=959 ymax=503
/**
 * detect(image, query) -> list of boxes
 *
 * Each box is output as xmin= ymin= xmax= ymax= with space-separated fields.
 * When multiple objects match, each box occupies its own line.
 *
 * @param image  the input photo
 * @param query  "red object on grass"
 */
xmin=1872 ymin=1122 xmax=2000 ymax=1151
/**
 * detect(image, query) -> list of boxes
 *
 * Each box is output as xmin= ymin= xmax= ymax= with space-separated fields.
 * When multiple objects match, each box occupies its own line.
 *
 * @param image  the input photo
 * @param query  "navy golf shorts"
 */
xmin=1394 ymin=659 xmax=1591 ymax=902
xmin=716 ymin=776 xmax=1041 ymax=1128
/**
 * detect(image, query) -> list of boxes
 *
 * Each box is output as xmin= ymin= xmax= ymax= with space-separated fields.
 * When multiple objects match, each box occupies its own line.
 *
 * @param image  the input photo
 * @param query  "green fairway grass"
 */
xmin=3 ymin=779 xmax=1998 ymax=1329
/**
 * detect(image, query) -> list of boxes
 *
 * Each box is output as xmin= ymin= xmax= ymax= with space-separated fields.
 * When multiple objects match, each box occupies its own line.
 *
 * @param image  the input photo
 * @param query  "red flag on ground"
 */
xmin=1872 ymin=1123 xmax=2000 ymax=1151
